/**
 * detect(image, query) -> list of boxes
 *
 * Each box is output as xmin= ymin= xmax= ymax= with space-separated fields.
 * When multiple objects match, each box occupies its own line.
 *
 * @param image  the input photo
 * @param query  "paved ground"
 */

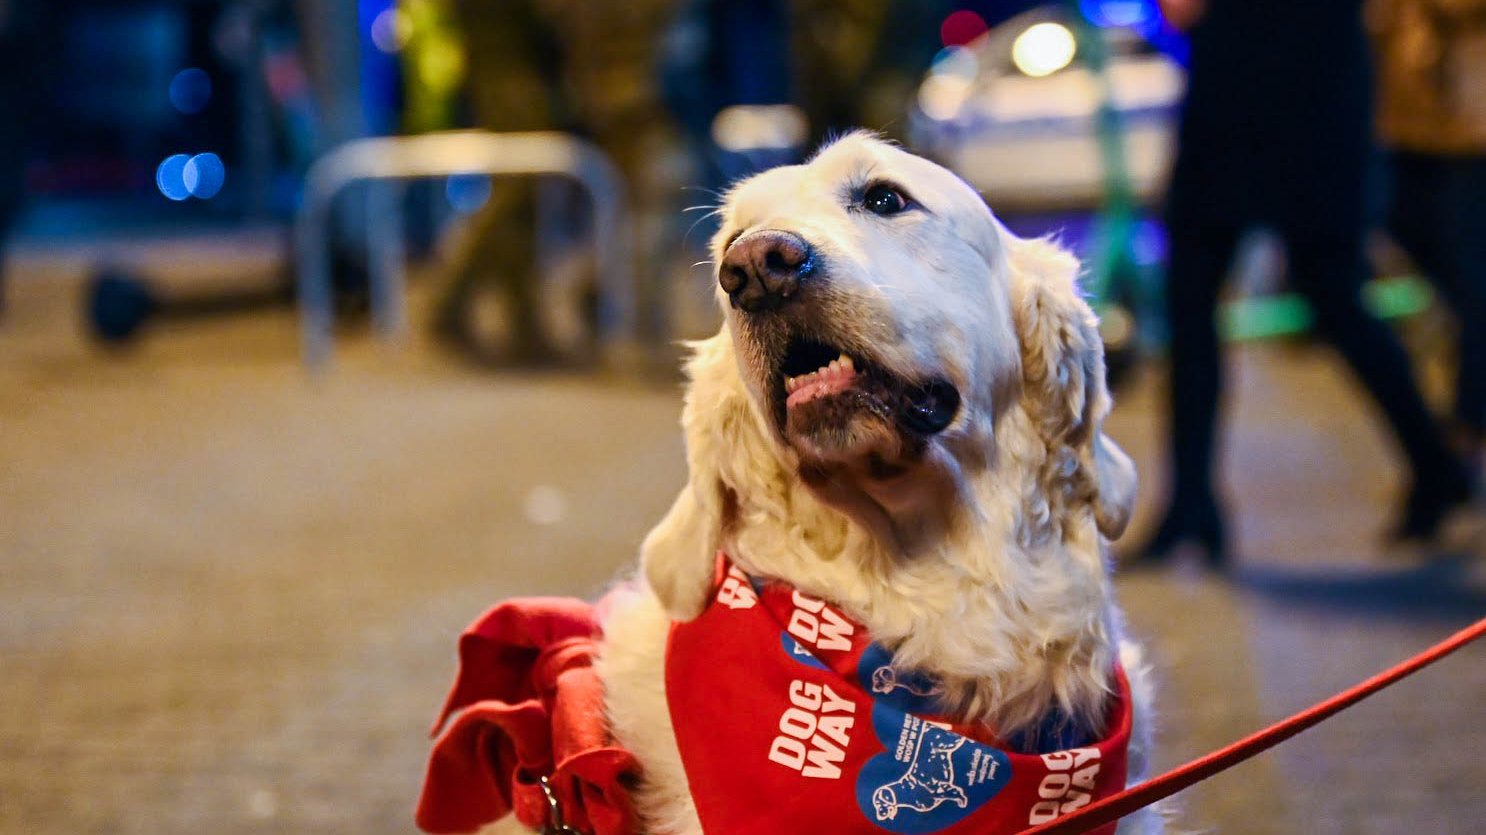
xmin=1 ymin=256 xmax=1482 ymax=834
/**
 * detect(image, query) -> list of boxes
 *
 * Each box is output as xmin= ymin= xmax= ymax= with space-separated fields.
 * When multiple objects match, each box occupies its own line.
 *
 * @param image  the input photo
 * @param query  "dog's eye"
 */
xmin=862 ymin=184 xmax=909 ymax=216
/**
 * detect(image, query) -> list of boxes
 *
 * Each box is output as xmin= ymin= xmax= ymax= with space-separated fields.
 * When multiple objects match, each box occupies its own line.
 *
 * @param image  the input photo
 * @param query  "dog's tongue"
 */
xmin=786 ymin=357 xmax=858 ymax=409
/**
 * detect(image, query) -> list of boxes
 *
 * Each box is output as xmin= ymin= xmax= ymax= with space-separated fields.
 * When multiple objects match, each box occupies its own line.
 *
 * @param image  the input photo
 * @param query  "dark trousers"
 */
xmin=1164 ymin=219 xmax=1460 ymax=511
xmin=1386 ymin=152 xmax=1486 ymax=434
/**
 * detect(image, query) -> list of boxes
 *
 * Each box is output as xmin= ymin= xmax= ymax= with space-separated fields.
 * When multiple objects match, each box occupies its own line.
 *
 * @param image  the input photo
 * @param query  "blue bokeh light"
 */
xmin=446 ymin=174 xmax=492 ymax=214
xmin=156 ymin=154 xmax=191 ymax=201
xmin=1132 ymin=218 xmax=1168 ymax=266
xmin=929 ymin=45 xmax=978 ymax=81
xmin=1079 ymin=0 xmax=1157 ymax=31
xmin=183 ymin=153 xmax=226 ymax=199
xmin=168 ymin=68 xmax=213 ymax=114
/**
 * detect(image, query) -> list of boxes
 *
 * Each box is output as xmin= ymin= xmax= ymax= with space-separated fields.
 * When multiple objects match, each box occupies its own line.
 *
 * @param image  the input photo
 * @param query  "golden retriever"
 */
xmin=590 ymin=133 xmax=1158 ymax=834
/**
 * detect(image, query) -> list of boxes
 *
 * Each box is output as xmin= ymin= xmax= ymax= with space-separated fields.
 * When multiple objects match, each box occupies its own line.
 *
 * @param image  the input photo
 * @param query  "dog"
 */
xmin=595 ymin=133 xmax=1159 ymax=834
xmin=483 ymin=133 xmax=1159 ymax=834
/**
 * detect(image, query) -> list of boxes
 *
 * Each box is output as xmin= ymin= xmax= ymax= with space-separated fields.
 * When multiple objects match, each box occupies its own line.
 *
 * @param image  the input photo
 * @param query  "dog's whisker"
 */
xmin=680 ymin=185 xmax=727 ymax=202
xmin=683 ymin=208 xmax=727 ymax=248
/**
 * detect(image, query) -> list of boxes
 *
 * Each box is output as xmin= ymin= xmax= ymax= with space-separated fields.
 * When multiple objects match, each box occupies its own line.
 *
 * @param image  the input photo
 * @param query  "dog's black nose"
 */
xmin=719 ymin=230 xmax=815 ymax=313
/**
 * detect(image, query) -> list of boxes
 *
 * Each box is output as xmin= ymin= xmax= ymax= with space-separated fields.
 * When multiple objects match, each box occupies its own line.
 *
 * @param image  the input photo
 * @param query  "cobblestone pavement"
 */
xmin=1 ymin=267 xmax=1481 ymax=834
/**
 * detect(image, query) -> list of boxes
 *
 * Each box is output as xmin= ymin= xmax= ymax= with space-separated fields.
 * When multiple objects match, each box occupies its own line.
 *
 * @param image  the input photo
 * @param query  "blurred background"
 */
xmin=1 ymin=0 xmax=1483 ymax=833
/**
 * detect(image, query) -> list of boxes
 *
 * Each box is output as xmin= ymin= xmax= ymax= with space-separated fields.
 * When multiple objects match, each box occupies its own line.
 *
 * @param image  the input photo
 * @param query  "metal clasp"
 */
xmin=538 ymin=775 xmax=584 ymax=835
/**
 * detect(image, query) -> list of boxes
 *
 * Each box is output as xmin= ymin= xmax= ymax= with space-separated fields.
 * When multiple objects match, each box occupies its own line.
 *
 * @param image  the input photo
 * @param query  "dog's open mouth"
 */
xmin=776 ymin=337 xmax=960 ymax=448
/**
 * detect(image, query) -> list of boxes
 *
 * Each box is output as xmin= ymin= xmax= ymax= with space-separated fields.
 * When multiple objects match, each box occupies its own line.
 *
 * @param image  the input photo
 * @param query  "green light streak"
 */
xmin=1218 ymin=276 xmax=1433 ymax=342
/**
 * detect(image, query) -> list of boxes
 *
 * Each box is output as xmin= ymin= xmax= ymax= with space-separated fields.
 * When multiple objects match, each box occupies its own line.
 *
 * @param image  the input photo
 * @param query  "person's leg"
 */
xmin=1133 ymin=220 xmax=1240 ymax=564
xmin=433 ymin=0 xmax=563 ymax=364
xmin=1387 ymin=152 xmax=1486 ymax=463
xmin=1285 ymin=224 xmax=1472 ymax=538
xmin=433 ymin=180 xmax=550 ymax=363
xmin=1440 ymin=158 xmax=1486 ymax=446
xmin=1386 ymin=153 xmax=1453 ymax=295
xmin=1379 ymin=150 xmax=1486 ymax=469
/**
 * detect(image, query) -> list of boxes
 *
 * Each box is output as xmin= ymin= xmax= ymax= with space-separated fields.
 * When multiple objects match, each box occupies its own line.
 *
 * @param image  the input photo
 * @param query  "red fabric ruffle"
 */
xmin=415 ymin=597 xmax=640 ymax=834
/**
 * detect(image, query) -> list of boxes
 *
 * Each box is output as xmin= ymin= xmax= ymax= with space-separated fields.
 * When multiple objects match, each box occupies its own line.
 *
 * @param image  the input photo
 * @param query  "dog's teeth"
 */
xmin=828 ymin=360 xmax=840 ymax=374
xmin=839 ymin=355 xmax=855 ymax=371
xmin=785 ymin=376 xmax=796 ymax=392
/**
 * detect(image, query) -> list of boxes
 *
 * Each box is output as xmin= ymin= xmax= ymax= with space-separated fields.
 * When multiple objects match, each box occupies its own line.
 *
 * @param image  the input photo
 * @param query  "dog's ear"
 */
xmin=641 ymin=481 xmax=723 ymax=620
xmin=1006 ymin=235 xmax=1137 ymax=540
xmin=640 ymin=333 xmax=741 ymax=620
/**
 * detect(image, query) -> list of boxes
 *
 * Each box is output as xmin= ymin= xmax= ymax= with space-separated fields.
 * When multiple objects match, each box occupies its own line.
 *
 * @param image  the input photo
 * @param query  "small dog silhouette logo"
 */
xmin=870 ymin=725 xmax=970 ymax=821
xmin=870 ymin=666 xmax=943 ymax=699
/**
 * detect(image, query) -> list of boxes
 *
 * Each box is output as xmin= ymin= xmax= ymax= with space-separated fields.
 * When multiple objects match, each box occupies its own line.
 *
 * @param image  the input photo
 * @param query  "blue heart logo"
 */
xmin=779 ymin=631 xmax=829 ymax=670
xmin=854 ymin=705 xmax=1013 ymax=833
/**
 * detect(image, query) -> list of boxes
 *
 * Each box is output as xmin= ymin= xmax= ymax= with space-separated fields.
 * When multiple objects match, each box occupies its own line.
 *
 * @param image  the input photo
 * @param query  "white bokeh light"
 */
xmin=1012 ymin=22 xmax=1077 ymax=78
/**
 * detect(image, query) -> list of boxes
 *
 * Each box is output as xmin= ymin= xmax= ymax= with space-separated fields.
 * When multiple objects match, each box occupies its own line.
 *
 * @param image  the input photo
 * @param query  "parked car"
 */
xmin=910 ymin=6 xmax=1184 ymax=213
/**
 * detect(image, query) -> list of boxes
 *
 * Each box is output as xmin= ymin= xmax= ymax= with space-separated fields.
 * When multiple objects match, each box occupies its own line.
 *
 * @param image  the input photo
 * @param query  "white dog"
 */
xmin=435 ymin=133 xmax=1158 ymax=835
xmin=593 ymin=134 xmax=1158 ymax=834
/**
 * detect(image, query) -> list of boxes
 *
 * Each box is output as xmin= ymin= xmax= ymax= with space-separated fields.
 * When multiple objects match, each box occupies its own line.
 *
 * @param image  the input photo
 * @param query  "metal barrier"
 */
xmin=294 ymin=130 xmax=634 ymax=369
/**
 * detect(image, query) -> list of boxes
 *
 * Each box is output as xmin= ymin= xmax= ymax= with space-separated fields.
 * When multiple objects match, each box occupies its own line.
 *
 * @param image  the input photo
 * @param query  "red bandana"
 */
xmin=416 ymin=560 xmax=1129 ymax=835
xmin=665 ymin=560 xmax=1130 ymax=835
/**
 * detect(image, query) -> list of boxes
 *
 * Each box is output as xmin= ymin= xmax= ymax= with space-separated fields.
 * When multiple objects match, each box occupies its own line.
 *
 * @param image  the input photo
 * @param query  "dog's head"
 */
xmin=871 ymin=786 xmax=899 ymax=821
xmin=643 ymin=134 xmax=1134 ymax=619
xmin=716 ymin=134 xmax=1010 ymax=488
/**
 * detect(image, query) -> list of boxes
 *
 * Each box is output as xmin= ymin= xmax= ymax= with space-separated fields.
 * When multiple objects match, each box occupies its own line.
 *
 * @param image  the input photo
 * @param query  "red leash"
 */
xmin=1023 ymin=616 xmax=1486 ymax=834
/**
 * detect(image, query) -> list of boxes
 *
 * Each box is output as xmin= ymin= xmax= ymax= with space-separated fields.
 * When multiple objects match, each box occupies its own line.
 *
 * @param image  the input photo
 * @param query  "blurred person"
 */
xmin=430 ymin=0 xmax=570 ymax=362
xmin=660 ymin=0 xmax=795 ymax=190
xmin=433 ymin=0 xmax=681 ymax=363
xmin=1132 ymin=0 xmax=1475 ymax=567
xmin=1371 ymin=0 xmax=1486 ymax=473
xmin=789 ymin=0 xmax=948 ymax=145
xmin=656 ymin=0 xmax=946 ymax=294
xmin=659 ymin=0 xmax=945 ymax=190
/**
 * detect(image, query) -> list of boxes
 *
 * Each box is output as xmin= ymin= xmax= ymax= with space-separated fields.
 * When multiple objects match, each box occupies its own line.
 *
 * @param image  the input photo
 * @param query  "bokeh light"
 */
xmin=1131 ymin=218 xmax=1167 ymax=266
xmin=415 ymin=38 xmax=467 ymax=91
xmin=918 ymin=74 xmax=974 ymax=122
xmin=1012 ymin=22 xmax=1077 ymax=78
xmin=929 ymin=45 xmax=979 ymax=83
xmin=446 ymin=174 xmax=492 ymax=214
xmin=183 ymin=153 xmax=226 ymax=199
xmin=155 ymin=154 xmax=191 ymax=201
xmin=1079 ymin=0 xmax=1157 ymax=31
xmin=168 ymin=68 xmax=212 ymax=114
xmin=370 ymin=8 xmax=413 ymax=54
xmin=939 ymin=10 xmax=988 ymax=47
xmin=710 ymin=104 xmax=808 ymax=152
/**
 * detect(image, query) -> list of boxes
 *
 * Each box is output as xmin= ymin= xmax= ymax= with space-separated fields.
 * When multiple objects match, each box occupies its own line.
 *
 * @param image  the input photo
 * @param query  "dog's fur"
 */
xmin=587 ymin=134 xmax=1158 ymax=834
